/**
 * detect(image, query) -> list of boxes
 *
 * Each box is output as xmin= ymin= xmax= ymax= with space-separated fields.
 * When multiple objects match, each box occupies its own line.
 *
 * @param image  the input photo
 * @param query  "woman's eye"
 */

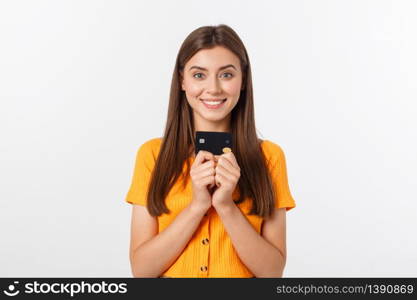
xmin=193 ymin=73 xmax=204 ymax=79
xmin=192 ymin=72 xmax=233 ymax=79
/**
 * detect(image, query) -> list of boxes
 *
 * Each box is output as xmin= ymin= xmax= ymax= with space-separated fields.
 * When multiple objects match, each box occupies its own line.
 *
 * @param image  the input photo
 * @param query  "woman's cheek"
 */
xmin=188 ymin=84 xmax=204 ymax=99
xmin=223 ymin=80 xmax=242 ymax=96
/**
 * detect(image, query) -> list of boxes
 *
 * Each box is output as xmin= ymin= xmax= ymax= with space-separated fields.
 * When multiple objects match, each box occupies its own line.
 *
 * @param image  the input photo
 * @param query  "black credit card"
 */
xmin=195 ymin=131 xmax=233 ymax=156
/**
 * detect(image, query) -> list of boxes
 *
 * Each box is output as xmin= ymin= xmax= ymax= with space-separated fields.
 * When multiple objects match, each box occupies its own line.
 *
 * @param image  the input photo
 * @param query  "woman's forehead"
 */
xmin=185 ymin=47 xmax=240 ymax=70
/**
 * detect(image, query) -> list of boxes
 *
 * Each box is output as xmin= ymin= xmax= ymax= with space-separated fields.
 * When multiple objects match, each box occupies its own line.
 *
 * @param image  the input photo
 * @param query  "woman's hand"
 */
xmin=189 ymin=150 xmax=216 ymax=213
xmin=212 ymin=152 xmax=241 ymax=210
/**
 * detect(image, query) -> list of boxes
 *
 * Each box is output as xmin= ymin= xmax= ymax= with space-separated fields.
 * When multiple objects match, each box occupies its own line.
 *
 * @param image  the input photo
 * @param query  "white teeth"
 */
xmin=203 ymin=100 xmax=223 ymax=105
xmin=201 ymin=98 xmax=226 ymax=105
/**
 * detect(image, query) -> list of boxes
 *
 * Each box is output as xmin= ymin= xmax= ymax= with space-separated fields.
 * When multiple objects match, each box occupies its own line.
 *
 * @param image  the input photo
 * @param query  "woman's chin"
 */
xmin=201 ymin=113 xmax=228 ymax=123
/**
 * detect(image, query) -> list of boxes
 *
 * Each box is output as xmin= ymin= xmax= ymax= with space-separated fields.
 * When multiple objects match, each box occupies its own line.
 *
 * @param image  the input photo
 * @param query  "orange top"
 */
xmin=125 ymin=137 xmax=296 ymax=278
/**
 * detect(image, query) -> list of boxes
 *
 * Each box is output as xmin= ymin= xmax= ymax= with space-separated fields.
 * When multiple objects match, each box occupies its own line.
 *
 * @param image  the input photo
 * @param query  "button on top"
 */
xmin=202 ymin=238 xmax=209 ymax=245
xmin=200 ymin=266 xmax=208 ymax=272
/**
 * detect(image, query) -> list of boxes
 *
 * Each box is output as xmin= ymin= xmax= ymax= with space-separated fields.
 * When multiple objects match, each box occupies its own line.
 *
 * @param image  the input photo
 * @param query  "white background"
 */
xmin=1 ymin=0 xmax=416 ymax=277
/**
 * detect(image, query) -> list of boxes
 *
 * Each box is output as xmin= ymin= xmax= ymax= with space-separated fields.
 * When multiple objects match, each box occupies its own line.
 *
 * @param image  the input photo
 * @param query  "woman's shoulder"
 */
xmin=259 ymin=139 xmax=286 ymax=164
xmin=260 ymin=139 xmax=284 ymax=152
xmin=140 ymin=137 xmax=162 ymax=149
xmin=136 ymin=137 xmax=163 ymax=159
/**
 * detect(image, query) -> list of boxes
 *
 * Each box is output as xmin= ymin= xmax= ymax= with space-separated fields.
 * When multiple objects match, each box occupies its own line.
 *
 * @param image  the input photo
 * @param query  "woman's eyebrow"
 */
xmin=188 ymin=64 xmax=237 ymax=71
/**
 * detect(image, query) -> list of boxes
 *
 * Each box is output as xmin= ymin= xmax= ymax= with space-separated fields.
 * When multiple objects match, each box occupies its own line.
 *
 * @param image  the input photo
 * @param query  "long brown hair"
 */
xmin=147 ymin=24 xmax=276 ymax=219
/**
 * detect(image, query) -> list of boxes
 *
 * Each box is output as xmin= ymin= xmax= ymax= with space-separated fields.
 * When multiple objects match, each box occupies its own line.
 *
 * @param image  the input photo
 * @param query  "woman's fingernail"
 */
xmin=222 ymin=147 xmax=232 ymax=153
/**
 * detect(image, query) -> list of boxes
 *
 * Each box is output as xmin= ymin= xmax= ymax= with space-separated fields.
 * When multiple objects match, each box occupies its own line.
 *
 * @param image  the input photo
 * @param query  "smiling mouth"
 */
xmin=200 ymin=98 xmax=227 ymax=109
xmin=200 ymin=98 xmax=227 ymax=103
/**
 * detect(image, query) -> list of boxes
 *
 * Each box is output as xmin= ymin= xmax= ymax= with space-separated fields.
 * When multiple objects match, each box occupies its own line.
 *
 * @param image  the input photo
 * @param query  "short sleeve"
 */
xmin=264 ymin=141 xmax=296 ymax=211
xmin=125 ymin=140 xmax=157 ymax=206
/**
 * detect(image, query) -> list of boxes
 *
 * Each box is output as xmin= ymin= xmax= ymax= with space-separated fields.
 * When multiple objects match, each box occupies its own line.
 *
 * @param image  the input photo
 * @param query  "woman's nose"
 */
xmin=206 ymin=76 xmax=222 ymax=94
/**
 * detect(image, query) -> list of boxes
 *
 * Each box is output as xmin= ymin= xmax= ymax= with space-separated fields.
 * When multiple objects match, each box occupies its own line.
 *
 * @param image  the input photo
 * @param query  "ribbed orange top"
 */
xmin=125 ymin=137 xmax=296 ymax=278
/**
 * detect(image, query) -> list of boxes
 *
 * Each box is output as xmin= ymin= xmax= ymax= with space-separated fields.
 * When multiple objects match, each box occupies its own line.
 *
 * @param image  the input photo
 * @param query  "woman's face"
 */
xmin=181 ymin=46 xmax=243 ymax=131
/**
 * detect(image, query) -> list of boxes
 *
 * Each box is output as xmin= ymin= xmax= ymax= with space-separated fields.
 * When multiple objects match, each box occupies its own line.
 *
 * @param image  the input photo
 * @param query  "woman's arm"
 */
xmin=129 ymin=203 xmax=207 ymax=277
xmin=215 ymin=203 xmax=287 ymax=277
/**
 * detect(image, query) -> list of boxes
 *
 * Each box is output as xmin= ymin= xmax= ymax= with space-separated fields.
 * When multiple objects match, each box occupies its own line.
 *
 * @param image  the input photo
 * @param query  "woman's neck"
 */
xmin=193 ymin=115 xmax=231 ymax=133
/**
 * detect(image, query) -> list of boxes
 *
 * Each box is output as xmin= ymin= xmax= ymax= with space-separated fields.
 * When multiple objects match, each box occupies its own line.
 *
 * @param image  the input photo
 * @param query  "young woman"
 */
xmin=125 ymin=24 xmax=296 ymax=278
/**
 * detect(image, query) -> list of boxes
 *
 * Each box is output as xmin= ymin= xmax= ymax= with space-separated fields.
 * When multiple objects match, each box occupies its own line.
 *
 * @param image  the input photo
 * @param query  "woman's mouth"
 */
xmin=200 ymin=98 xmax=227 ymax=109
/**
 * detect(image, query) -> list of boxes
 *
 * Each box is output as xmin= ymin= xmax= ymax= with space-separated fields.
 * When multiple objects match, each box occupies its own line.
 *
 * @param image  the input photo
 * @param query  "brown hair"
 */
xmin=146 ymin=24 xmax=276 ymax=219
